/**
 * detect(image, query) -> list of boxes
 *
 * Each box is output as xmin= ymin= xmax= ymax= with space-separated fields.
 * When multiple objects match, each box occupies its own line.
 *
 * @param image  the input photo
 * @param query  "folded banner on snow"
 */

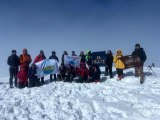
xmin=120 ymin=55 xmax=142 ymax=69
xmin=64 ymin=55 xmax=81 ymax=68
xmin=35 ymin=59 xmax=59 ymax=78
xmin=92 ymin=51 xmax=106 ymax=66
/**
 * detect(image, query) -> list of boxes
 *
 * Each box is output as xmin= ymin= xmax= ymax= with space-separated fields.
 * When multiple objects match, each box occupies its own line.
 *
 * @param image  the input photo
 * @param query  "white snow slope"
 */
xmin=0 ymin=68 xmax=160 ymax=120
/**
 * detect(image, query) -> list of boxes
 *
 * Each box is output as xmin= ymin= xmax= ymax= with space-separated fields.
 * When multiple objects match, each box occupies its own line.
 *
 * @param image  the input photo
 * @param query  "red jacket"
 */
xmin=77 ymin=67 xmax=90 ymax=78
xmin=17 ymin=68 xmax=28 ymax=85
xmin=34 ymin=55 xmax=46 ymax=63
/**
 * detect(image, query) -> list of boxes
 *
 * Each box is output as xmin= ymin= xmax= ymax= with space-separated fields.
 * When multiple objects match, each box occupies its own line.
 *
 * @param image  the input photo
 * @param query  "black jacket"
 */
xmin=79 ymin=54 xmax=86 ymax=63
xmin=105 ymin=54 xmax=113 ymax=67
xmin=49 ymin=55 xmax=59 ymax=62
xmin=132 ymin=48 xmax=147 ymax=63
xmin=93 ymin=68 xmax=101 ymax=80
xmin=28 ymin=67 xmax=38 ymax=81
xmin=7 ymin=54 xmax=20 ymax=68
xmin=59 ymin=66 xmax=67 ymax=75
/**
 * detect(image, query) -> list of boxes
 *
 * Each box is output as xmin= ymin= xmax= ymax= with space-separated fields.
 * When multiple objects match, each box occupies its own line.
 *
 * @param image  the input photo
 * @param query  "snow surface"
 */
xmin=0 ymin=67 xmax=160 ymax=120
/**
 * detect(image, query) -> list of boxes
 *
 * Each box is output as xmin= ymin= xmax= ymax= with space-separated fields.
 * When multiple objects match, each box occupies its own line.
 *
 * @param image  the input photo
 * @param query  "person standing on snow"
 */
xmin=86 ymin=51 xmax=92 ymax=66
xmin=49 ymin=51 xmax=59 ymax=82
xmin=19 ymin=48 xmax=32 ymax=72
xmin=79 ymin=51 xmax=86 ymax=63
xmin=34 ymin=50 xmax=46 ymax=85
xmin=17 ymin=65 xmax=28 ymax=88
xmin=7 ymin=50 xmax=20 ymax=88
xmin=113 ymin=49 xmax=125 ymax=80
xmin=72 ymin=51 xmax=77 ymax=56
xmin=132 ymin=43 xmax=147 ymax=84
xmin=62 ymin=51 xmax=68 ymax=64
xmin=105 ymin=50 xmax=114 ymax=78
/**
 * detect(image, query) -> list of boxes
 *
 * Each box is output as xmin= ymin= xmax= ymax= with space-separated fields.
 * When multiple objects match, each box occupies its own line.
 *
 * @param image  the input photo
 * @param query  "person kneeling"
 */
xmin=57 ymin=63 xmax=67 ymax=81
xmin=77 ymin=62 xmax=90 ymax=83
xmin=17 ymin=66 xmax=28 ymax=89
xmin=89 ymin=64 xmax=101 ymax=83
xmin=65 ymin=64 xmax=76 ymax=83
xmin=28 ymin=64 xmax=40 ymax=87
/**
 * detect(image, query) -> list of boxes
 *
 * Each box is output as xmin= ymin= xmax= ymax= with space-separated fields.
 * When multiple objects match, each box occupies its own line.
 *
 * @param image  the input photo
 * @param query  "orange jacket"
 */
xmin=20 ymin=54 xmax=32 ymax=68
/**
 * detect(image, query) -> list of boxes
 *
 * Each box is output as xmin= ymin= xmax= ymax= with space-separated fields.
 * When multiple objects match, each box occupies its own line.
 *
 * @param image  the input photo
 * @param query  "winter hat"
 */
xmin=40 ymin=50 xmax=44 ymax=54
xmin=64 ymin=51 xmax=68 ymax=55
xmin=12 ymin=50 xmax=16 ymax=53
xmin=52 ymin=51 xmax=56 ymax=55
xmin=80 ymin=51 xmax=84 ymax=54
xmin=135 ymin=43 xmax=140 ymax=47
xmin=72 ymin=51 xmax=75 ymax=54
xmin=23 ymin=48 xmax=27 ymax=52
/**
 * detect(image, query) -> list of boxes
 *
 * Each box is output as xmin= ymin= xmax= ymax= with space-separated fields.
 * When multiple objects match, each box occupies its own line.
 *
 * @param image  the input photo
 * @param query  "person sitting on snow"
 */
xmin=65 ymin=64 xmax=76 ymax=83
xmin=113 ymin=49 xmax=125 ymax=80
xmin=57 ymin=63 xmax=67 ymax=81
xmin=28 ymin=63 xmax=40 ymax=87
xmin=76 ymin=62 xmax=90 ymax=83
xmin=17 ymin=65 xmax=28 ymax=88
xmin=88 ymin=64 xmax=101 ymax=83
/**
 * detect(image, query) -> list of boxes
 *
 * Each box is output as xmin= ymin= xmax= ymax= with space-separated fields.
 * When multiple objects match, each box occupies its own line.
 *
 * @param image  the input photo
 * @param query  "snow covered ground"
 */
xmin=0 ymin=67 xmax=160 ymax=120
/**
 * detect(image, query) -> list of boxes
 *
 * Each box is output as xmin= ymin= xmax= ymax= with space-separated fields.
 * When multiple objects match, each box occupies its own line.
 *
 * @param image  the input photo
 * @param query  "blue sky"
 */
xmin=0 ymin=0 xmax=160 ymax=77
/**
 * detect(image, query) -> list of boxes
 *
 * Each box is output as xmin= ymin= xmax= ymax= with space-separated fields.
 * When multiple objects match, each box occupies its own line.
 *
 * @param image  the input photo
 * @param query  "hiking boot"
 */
xmin=10 ymin=85 xmax=14 ymax=88
xmin=140 ymin=80 xmax=144 ymax=84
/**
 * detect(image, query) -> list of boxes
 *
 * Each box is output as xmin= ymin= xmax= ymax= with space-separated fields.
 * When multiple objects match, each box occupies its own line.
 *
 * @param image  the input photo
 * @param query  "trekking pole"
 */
xmin=147 ymin=65 xmax=151 ymax=76
xmin=149 ymin=66 xmax=157 ymax=78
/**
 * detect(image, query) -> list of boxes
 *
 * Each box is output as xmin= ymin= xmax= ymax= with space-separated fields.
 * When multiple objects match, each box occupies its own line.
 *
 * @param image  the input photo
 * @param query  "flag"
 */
xmin=92 ymin=51 xmax=106 ymax=66
xmin=120 ymin=55 xmax=142 ymax=69
xmin=64 ymin=55 xmax=81 ymax=68
xmin=35 ymin=59 xmax=59 ymax=78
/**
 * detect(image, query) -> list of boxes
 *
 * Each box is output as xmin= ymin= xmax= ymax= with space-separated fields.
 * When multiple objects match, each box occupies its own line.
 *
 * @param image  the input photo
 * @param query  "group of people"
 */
xmin=7 ymin=43 xmax=147 ymax=88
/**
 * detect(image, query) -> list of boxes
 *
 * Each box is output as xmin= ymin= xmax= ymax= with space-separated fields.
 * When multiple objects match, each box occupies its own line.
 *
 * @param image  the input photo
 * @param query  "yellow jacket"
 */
xmin=113 ymin=50 xmax=125 ymax=69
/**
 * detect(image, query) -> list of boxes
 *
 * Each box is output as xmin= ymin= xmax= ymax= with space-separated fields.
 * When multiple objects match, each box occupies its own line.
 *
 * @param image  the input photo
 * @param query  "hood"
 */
xmin=116 ymin=49 xmax=123 ymax=56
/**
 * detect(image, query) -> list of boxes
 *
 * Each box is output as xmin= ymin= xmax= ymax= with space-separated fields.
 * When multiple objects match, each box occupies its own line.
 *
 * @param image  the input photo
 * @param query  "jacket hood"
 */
xmin=135 ymin=48 xmax=143 ymax=51
xmin=116 ymin=49 xmax=123 ymax=56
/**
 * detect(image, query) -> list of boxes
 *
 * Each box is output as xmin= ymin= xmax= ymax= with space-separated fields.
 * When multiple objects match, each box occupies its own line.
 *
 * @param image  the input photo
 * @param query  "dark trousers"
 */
xmin=9 ymin=67 xmax=18 ymax=87
xmin=77 ymin=76 xmax=88 ymax=83
xmin=57 ymin=74 xmax=66 ymax=81
xmin=65 ymin=75 xmax=74 ymax=83
xmin=50 ymin=74 xmax=57 ymax=82
xmin=29 ymin=80 xmax=40 ymax=87
xmin=105 ymin=66 xmax=113 ymax=78
xmin=40 ymin=77 xmax=44 ymax=85
xmin=116 ymin=69 xmax=123 ymax=77
xmin=18 ymin=82 xmax=28 ymax=89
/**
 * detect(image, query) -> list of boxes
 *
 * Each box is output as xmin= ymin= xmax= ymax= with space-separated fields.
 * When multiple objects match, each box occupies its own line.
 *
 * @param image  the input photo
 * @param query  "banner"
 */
xmin=35 ymin=59 xmax=59 ymax=78
xmin=120 ymin=55 xmax=142 ymax=69
xmin=64 ymin=55 xmax=81 ymax=68
xmin=92 ymin=51 xmax=106 ymax=66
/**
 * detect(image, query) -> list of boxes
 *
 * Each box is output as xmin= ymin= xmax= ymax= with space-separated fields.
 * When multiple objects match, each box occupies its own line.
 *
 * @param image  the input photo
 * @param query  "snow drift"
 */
xmin=0 ymin=68 xmax=160 ymax=120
